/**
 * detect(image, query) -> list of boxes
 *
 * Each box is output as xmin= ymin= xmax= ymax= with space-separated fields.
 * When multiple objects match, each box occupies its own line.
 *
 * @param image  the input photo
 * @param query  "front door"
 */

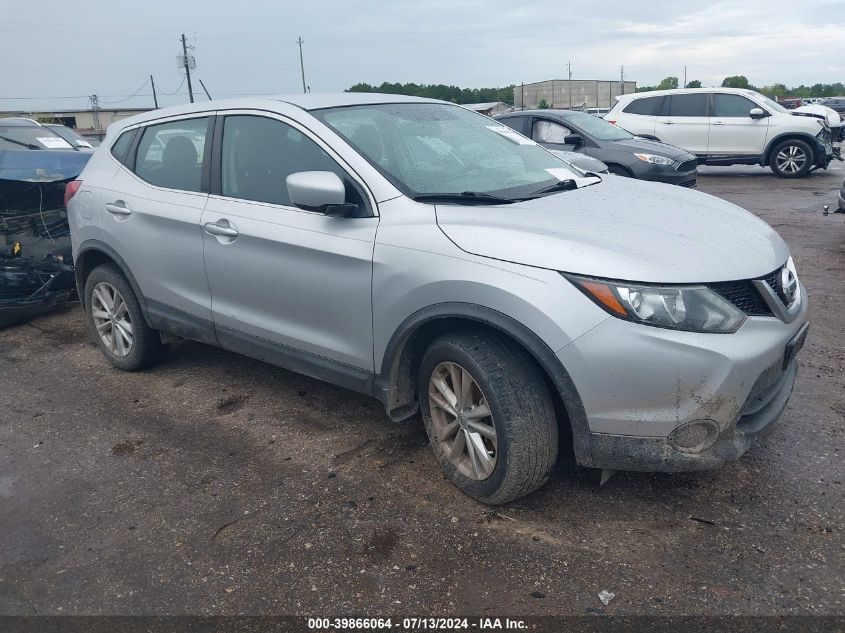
xmin=201 ymin=112 xmax=378 ymax=373
xmin=708 ymin=93 xmax=769 ymax=156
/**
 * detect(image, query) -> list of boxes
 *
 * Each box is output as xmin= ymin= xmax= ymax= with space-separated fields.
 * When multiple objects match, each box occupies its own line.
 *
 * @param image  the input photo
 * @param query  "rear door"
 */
xmin=611 ymin=95 xmax=663 ymax=137
xmin=654 ymin=93 xmax=709 ymax=154
xmin=201 ymin=111 xmax=378 ymax=372
xmin=100 ymin=113 xmax=215 ymax=340
xmin=708 ymin=93 xmax=769 ymax=156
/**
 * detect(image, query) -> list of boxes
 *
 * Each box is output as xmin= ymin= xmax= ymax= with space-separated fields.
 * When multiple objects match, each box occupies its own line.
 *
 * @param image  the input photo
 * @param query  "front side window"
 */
xmin=532 ymin=120 xmax=572 ymax=144
xmin=666 ymin=94 xmax=708 ymax=117
xmin=221 ymin=115 xmax=364 ymax=209
xmin=134 ymin=117 xmax=209 ymax=192
xmin=313 ymin=103 xmax=578 ymax=199
xmin=713 ymin=94 xmax=757 ymax=117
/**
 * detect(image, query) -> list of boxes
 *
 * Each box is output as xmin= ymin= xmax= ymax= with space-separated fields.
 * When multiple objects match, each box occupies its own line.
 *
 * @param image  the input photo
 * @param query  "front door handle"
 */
xmin=204 ymin=221 xmax=239 ymax=239
xmin=105 ymin=201 xmax=131 ymax=216
xmin=659 ymin=120 xmax=674 ymax=125
xmin=713 ymin=121 xmax=725 ymax=125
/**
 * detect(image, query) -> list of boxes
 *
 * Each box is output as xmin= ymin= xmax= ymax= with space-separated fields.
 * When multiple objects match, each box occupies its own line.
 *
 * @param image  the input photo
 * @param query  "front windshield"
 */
xmin=312 ymin=103 xmax=581 ymax=200
xmin=750 ymin=92 xmax=788 ymax=114
xmin=560 ymin=111 xmax=633 ymax=141
xmin=0 ymin=126 xmax=73 ymax=150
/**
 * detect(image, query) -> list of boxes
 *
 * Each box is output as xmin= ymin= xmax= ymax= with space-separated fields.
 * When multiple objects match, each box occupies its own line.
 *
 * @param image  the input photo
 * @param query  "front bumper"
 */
xmin=557 ymin=283 xmax=809 ymax=471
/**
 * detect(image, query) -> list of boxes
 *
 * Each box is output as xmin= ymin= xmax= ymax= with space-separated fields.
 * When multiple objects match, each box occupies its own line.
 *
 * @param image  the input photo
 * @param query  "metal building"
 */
xmin=513 ymin=79 xmax=637 ymax=110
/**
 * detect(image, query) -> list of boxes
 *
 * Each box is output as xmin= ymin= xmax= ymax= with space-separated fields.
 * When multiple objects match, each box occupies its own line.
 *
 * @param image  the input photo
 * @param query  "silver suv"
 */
xmin=67 ymin=94 xmax=809 ymax=503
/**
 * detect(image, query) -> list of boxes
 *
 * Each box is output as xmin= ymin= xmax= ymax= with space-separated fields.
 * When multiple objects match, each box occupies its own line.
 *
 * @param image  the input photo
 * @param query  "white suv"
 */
xmin=606 ymin=88 xmax=835 ymax=178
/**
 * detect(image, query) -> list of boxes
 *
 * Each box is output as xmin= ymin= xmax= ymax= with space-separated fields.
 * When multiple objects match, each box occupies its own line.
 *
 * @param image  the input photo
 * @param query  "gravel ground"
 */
xmin=1 ymin=162 xmax=843 ymax=617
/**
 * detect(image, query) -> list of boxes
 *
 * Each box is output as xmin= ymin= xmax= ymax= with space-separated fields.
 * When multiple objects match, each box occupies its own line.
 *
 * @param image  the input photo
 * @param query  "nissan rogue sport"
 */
xmin=67 ymin=94 xmax=809 ymax=504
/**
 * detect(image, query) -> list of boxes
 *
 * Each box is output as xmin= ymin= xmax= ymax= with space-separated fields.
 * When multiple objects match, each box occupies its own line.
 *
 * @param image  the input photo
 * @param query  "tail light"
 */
xmin=64 ymin=180 xmax=82 ymax=207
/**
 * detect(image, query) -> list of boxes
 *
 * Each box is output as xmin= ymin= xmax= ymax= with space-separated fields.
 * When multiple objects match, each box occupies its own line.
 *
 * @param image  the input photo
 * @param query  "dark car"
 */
xmin=496 ymin=109 xmax=698 ymax=187
xmin=821 ymin=97 xmax=845 ymax=120
xmin=0 ymin=118 xmax=91 ymax=327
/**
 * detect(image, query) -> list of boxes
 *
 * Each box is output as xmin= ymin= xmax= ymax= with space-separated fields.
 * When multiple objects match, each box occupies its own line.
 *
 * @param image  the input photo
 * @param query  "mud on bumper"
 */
xmin=586 ymin=359 xmax=799 ymax=472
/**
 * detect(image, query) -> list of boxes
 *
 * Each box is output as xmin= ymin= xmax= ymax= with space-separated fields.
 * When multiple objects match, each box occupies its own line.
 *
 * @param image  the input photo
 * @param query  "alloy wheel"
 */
xmin=90 ymin=282 xmax=133 ymax=357
xmin=428 ymin=361 xmax=497 ymax=480
xmin=775 ymin=145 xmax=807 ymax=174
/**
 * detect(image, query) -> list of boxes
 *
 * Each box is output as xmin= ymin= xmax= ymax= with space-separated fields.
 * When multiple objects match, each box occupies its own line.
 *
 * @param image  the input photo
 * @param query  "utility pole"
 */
xmin=620 ymin=65 xmax=625 ymax=99
xmin=683 ymin=66 xmax=687 ymax=89
xmin=567 ymin=60 xmax=572 ymax=108
xmin=150 ymin=75 xmax=158 ymax=108
xmin=89 ymin=94 xmax=101 ymax=131
xmin=181 ymin=32 xmax=195 ymax=103
xmin=297 ymin=36 xmax=307 ymax=94
xmin=199 ymin=79 xmax=212 ymax=101
xmin=521 ymin=82 xmax=524 ymax=110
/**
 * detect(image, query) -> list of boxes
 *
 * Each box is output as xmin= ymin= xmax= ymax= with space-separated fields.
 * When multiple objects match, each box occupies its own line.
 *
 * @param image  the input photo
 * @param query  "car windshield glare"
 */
xmin=312 ymin=103 xmax=580 ymax=200
xmin=562 ymin=111 xmax=633 ymax=141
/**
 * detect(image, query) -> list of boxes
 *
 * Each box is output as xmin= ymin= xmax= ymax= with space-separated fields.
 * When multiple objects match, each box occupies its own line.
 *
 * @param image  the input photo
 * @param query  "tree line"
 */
xmin=346 ymin=82 xmax=516 ymax=105
xmin=347 ymin=78 xmax=843 ymax=105
xmin=638 ymin=75 xmax=844 ymax=98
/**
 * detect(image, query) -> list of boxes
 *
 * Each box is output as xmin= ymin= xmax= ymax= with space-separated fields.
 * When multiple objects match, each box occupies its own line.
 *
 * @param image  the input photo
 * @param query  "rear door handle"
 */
xmin=204 ymin=221 xmax=239 ymax=238
xmin=105 ymin=201 xmax=131 ymax=216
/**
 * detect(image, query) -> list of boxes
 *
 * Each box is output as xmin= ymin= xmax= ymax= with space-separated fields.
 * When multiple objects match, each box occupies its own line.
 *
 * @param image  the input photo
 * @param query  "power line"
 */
xmin=99 ymin=78 xmax=150 ymax=104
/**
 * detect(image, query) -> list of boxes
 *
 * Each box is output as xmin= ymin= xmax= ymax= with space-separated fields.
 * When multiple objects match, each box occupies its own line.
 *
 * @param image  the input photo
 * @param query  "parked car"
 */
xmin=820 ymin=97 xmax=845 ymax=120
xmin=497 ymin=109 xmax=697 ymax=186
xmin=606 ymin=88 xmax=835 ymax=178
xmin=43 ymin=123 xmax=95 ymax=149
xmin=0 ymin=118 xmax=91 ymax=327
xmin=68 ymin=94 xmax=808 ymax=503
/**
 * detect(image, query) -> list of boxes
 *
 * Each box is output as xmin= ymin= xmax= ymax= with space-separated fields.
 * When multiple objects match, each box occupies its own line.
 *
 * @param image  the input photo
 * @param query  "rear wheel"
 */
xmin=769 ymin=139 xmax=813 ymax=178
xmin=418 ymin=332 xmax=558 ymax=504
xmin=84 ymin=264 xmax=168 ymax=371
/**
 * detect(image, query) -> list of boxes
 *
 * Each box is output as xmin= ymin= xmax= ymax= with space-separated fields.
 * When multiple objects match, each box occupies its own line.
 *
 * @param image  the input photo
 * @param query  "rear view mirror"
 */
xmin=564 ymin=134 xmax=584 ymax=145
xmin=286 ymin=171 xmax=357 ymax=217
xmin=749 ymin=108 xmax=767 ymax=119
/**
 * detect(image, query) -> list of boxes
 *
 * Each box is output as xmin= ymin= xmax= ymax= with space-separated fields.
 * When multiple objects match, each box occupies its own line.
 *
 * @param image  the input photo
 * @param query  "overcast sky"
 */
xmin=2 ymin=0 xmax=843 ymax=112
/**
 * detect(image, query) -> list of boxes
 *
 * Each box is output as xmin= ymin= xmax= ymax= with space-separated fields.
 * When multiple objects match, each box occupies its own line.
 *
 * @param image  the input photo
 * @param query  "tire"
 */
xmin=607 ymin=164 xmax=633 ymax=177
xmin=769 ymin=138 xmax=814 ymax=178
xmin=84 ymin=263 xmax=168 ymax=371
xmin=418 ymin=331 xmax=558 ymax=504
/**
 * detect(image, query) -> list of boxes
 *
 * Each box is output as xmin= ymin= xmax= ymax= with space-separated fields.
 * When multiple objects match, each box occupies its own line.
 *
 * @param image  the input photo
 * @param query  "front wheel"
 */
xmin=770 ymin=139 xmax=813 ymax=178
xmin=418 ymin=332 xmax=558 ymax=504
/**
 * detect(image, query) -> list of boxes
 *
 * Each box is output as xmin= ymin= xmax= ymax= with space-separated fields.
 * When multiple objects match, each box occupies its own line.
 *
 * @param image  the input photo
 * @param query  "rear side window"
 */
xmin=666 ymin=94 xmax=708 ymax=117
xmin=623 ymin=96 xmax=662 ymax=115
xmin=110 ymin=129 xmax=136 ymax=165
xmin=713 ymin=94 xmax=756 ymax=117
xmin=134 ymin=117 xmax=209 ymax=192
xmin=221 ymin=115 xmax=364 ymax=209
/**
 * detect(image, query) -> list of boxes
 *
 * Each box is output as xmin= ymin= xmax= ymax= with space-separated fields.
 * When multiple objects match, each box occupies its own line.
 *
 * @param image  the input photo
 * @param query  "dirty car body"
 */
xmin=68 ymin=94 xmax=808 ymax=502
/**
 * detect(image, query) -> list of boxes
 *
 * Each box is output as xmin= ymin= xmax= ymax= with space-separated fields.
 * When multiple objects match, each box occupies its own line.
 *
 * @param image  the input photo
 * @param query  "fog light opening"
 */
xmin=669 ymin=419 xmax=720 ymax=454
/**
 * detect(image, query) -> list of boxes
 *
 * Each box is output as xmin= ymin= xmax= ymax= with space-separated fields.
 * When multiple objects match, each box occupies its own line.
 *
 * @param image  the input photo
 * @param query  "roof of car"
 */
xmin=617 ymin=87 xmax=762 ymax=102
xmin=110 ymin=93 xmax=447 ymax=130
xmin=0 ymin=117 xmax=43 ymax=127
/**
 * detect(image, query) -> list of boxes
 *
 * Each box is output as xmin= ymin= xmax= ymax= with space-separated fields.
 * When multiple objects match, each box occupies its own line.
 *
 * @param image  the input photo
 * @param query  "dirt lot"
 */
xmin=1 ymin=163 xmax=843 ymax=617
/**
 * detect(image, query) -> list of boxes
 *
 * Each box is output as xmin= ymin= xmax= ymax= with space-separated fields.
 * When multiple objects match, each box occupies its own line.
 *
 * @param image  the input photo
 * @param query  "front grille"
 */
xmin=708 ymin=280 xmax=771 ymax=316
xmin=706 ymin=266 xmax=785 ymax=317
xmin=676 ymin=159 xmax=698 ymax=173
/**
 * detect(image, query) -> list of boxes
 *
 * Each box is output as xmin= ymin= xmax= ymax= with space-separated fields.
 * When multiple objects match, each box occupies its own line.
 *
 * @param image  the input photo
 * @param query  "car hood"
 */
xmin=435 ymin=177 xmax=789 ymax=283
xmin=610 ymin=137 xmax=694 ymax=159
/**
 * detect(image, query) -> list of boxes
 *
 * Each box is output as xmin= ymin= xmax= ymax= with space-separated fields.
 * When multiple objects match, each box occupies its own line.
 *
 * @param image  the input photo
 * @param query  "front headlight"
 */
xmin=633 ymin=153 xmax=674 ymax=166
xmin=565 ymin=275 xmax=747 ymax=333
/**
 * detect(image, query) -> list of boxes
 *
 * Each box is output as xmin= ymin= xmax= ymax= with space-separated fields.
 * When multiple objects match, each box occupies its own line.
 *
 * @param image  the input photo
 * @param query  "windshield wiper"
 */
xmin=412 ymin=191 xmax=517 ymax=205
xmin=529 ymin=179 xmax=578 ymax=196
xmin=0 ymin=135 xmax=41 ymax=150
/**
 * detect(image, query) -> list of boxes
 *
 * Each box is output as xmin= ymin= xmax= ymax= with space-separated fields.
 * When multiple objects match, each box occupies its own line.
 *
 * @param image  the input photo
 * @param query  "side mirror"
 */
xmin=749 ymin=108 xmax=767 ymax=119
xmin=564 ymin=134 xmax=583 ymax=145
xmin=286 ymin=171 xmax=357 ymax=217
